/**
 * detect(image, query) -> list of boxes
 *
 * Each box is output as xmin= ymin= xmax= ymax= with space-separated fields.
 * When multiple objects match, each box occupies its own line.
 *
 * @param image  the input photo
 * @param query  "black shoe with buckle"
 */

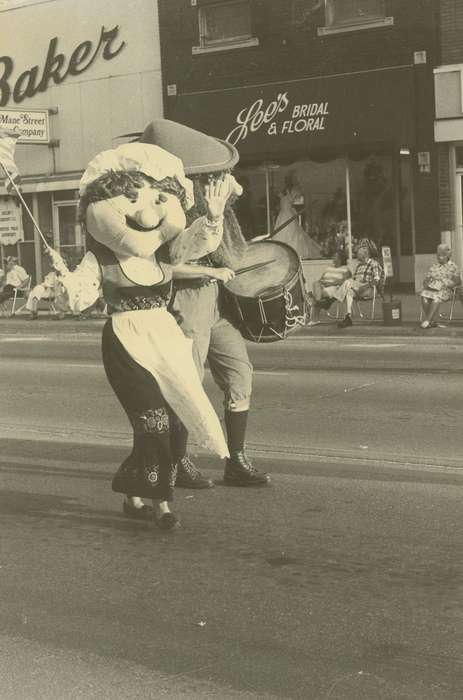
xmin=175 ymin=455 xmax=214 ymax=489
xmin=224 ymin=451 xmax=270 ymax=487
xmin=337 ymin=314 xmax=353 ymax=328
xmin=123 ymin=500 xmax=153 ymax=520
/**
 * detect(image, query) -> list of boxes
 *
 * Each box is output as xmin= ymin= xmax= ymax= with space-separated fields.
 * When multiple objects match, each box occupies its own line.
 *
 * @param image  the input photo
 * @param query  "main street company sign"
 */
xmin=0 ymin=108 xmax=50 ymax=143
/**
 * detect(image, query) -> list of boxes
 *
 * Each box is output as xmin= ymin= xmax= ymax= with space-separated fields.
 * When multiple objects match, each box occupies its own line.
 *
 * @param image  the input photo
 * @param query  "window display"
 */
xmin=234 ymin=153 xmax=395 ymax=260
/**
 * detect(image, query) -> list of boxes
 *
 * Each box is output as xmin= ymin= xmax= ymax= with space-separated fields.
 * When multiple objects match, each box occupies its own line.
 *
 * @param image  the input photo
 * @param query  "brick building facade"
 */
xmin=159 ymin=0 xmax=440 ymax=285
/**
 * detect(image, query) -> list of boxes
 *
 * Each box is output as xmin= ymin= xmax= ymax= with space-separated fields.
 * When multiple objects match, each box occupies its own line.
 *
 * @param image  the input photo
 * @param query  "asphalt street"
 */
xmin=1 ymin=331 xmax=463 ymax=468
xmin=1 ymin=330 xmax=463 ymax=699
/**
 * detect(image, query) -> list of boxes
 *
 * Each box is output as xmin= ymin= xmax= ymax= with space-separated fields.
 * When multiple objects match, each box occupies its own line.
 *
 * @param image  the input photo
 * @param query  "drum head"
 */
xmin=226 ymin=240 xmax=300 ymax=298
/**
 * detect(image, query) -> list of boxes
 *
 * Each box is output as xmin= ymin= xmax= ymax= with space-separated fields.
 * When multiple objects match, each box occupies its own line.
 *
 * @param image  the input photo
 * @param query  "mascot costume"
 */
xmin=140 ymin=120 xmax=270 ymax=489
xmin=49 ymin=141 xmax=232 ymax=529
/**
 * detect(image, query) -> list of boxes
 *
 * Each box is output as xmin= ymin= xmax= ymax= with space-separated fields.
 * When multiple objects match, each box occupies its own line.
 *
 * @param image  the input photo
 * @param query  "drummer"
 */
xmin=141 ymin=119 xmax=270 ymax=489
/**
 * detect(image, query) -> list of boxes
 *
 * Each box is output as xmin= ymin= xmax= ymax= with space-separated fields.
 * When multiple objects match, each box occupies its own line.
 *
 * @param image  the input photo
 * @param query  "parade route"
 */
xmin=1 ymin=331 xmax=463 ymax=469
xmin=3 ymin=0 xmax=463 ymax=696
xmin=1 ymin=331 xmax=463 ymax=698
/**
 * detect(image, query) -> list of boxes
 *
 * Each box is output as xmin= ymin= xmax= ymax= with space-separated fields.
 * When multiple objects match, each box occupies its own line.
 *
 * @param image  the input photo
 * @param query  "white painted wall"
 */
xmin=0 ymin=0 xmax=163 ymax=177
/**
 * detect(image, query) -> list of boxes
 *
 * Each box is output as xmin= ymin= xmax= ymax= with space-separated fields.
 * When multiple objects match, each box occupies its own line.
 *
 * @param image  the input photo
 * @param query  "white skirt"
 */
xmin=112 ymin=308 xmax=229 ymax=458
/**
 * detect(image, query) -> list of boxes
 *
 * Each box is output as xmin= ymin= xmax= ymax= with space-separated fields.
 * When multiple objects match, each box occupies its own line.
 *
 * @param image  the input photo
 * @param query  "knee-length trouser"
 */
xmin=173 ymin=283 xmax=253 ymax=412
xmin=102 ymin=320 xmax=179 ymax=501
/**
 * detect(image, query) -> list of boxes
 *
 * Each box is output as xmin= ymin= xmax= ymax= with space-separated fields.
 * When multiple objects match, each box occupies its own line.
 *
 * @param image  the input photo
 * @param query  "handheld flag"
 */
xmin=0 ymin=128 xmax=21 ymax=194
xmin=0 ymin=127 xmax=52 ymax=251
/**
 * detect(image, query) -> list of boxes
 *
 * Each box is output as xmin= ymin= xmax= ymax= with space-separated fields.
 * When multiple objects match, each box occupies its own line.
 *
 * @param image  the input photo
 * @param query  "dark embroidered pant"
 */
xmin=102 ymin=320 xmax=177 ymax=501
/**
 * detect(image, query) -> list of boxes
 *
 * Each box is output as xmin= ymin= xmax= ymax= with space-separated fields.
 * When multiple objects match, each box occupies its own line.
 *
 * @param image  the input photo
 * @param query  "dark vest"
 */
xmin=90 ymin=239 xmax=172 ymax=314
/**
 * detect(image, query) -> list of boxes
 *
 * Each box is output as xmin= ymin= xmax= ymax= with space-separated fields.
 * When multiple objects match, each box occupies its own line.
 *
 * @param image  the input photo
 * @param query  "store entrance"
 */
xmin=52 ymin=199 xmax=83 ymax=268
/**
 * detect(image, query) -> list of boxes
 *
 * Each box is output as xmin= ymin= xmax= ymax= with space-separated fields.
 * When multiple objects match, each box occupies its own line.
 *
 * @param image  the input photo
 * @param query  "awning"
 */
xmin=1 ymin=172 xmax=82 ymax=195
xmin=171 ymin=65 xmax=415 ymax=159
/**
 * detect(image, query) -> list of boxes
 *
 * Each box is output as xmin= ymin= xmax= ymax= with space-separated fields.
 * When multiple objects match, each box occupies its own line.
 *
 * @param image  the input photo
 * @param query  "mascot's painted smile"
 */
xmin=125 ymin=214 xmax=165 ymax=232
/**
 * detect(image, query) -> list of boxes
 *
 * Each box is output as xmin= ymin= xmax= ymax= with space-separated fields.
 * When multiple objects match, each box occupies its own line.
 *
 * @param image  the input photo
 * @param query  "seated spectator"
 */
xmin=0 ymin=256 xmax=29 ymax=305
xmin=335 ymin=240 xmax=385 ymax=328
xmin=308 ymin=250 xmax=351 ymax=325
xmin=26 ymin=270 xmax=61 ymax=320
xmin=419 ymin=243 xmax=461 ymax=329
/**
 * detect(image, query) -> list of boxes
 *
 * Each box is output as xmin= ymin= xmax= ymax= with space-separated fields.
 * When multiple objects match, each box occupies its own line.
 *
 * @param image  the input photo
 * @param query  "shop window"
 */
xmin=52 ymin=200 xmax=84 ymax=266
xmin=193 ymin=1 xmax=259 ymax=54
xmin=54 ymin=189 xmax=79 ymax=201
xmin=37 ymin=192 xmax=54 ymax=246
xmin=319 ymin=0 xmax=392 ymax=35
xmin=456 ymin=146 xmax=463 ymax=170
xmin=234 ymin=154 xmax=395 ymax=261
xmin=21 ymin=194 xmax=34 ymax=241
xmin=399 ymin=152 xmax=414 ymax=256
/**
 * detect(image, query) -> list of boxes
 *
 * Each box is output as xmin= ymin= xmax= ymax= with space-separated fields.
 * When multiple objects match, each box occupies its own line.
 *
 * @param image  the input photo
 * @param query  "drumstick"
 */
xmin=235 ymin=259 xmax=276 ymax=275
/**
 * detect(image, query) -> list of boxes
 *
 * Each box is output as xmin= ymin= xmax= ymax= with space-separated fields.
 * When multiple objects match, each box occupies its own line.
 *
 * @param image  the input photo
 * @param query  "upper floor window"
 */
xmin=326 ymin=0 xmax=385 ymax=26
xmin=193 ymin=0 xmax=259 ymax=54
xmin=319 ymin=0 xmax=393 ymax=35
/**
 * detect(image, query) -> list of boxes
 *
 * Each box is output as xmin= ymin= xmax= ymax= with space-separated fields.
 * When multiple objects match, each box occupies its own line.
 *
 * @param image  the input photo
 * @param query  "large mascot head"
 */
xmin=79 ymin=142 xmax=194 ymax=258
xmin=140 ymin=119 xmax=248 ymax=269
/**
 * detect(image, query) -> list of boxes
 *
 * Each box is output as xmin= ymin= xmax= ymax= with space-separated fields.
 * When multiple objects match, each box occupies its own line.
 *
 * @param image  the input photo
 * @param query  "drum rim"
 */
xmin=225 ymin=268 xmax=303 ymax=302
xmin=225 ymin=239 xmax=301 ymax=299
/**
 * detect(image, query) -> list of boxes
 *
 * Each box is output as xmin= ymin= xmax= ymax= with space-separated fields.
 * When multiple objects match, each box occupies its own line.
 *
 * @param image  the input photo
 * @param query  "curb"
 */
xmin=1 ymin=315 xmax=463 ymax=341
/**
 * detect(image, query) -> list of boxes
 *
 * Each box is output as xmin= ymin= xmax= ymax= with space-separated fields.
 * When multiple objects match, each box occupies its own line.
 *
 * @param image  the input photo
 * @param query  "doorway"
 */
xmin=52 ymin=199 xmax=84 ymax=267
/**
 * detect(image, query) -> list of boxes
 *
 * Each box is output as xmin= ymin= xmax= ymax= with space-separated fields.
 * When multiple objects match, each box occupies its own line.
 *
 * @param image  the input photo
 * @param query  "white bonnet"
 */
xmin=79 ymin=142 xmax=194 ymax=209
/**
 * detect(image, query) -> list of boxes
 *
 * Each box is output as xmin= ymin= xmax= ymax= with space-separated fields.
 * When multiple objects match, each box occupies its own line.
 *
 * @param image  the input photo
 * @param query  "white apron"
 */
xmin=112 ymin=308 xmax=229 ymax=459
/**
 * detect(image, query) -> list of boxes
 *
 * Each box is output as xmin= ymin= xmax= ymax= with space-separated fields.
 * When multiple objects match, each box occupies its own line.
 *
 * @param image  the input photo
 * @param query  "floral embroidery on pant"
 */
xmin=144 ymin=464 xmax=159 ymax=485
xmin=132 ymin=407 xmax=170 ymax=434
xmin=169 ymin=462 xmax=178 ymax=488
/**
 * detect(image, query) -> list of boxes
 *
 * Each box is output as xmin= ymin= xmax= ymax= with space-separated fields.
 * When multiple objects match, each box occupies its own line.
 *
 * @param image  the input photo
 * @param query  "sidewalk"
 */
xmin=298 ymin=290 xmax=463 ymax=339
xmin=1 ymin=292 xmax=463 ymax=339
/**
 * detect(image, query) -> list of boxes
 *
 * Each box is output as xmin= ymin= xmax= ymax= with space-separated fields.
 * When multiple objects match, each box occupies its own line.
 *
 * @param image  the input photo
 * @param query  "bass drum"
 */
xmin=223 ymin=240 xmax=308 ymax=343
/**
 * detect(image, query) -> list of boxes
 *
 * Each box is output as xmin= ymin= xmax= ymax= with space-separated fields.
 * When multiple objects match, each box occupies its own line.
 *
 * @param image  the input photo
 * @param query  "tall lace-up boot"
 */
xmin=224 ymin=450 xmax=269 ymax=486
xmin=175 ymin=455 xmax=214 ymax=489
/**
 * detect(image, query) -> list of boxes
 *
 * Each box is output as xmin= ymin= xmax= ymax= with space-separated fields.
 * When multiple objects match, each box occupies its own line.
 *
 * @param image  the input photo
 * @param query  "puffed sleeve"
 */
xmin=56 ymin=252 xmax=102 ymax=314
xmin=168 ymin=215 xmax=223 ymax=264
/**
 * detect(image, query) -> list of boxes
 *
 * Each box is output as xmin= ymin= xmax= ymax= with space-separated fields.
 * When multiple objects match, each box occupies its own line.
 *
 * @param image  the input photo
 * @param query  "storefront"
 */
xmin=434 ymin=63 xmax=463 ymax=271
xmin=169 ymin=65 xmax=417 ymax=284
xmin=0 ymin=0 xmax=163 ymax=282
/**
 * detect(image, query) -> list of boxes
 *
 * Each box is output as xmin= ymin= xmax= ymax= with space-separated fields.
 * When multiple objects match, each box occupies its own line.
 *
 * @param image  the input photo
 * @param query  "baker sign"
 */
xmin=226 ymin=92 xmax=329 ymax=146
